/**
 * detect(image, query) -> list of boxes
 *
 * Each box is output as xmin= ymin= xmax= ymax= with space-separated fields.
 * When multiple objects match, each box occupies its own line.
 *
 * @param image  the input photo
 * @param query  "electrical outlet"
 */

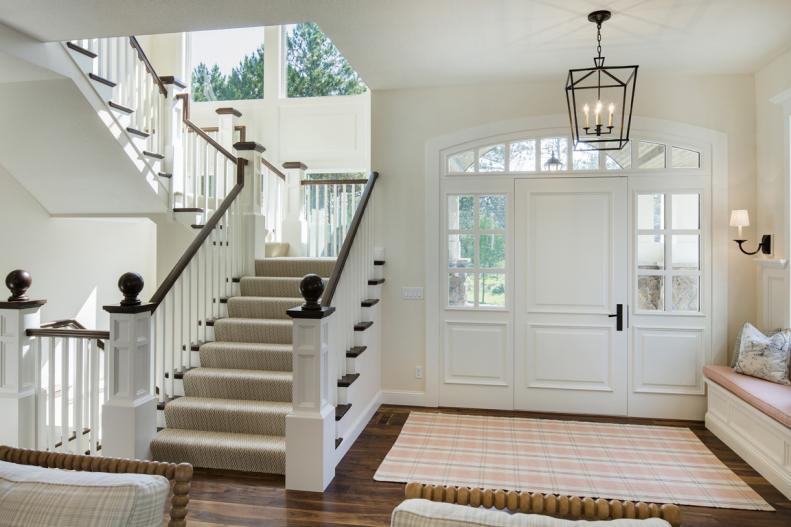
xmin=415 ymin=366 xmax=424 ymax=379
xmin=402 ymin=287 xmax=424 ymax=300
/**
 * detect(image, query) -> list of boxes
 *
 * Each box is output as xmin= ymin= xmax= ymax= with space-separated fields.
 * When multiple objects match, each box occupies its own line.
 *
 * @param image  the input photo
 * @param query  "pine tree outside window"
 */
xmin=286 ymin=23 xmax=367 ymax=98
xmin=189 ymin=27 xmax=265 ymax=102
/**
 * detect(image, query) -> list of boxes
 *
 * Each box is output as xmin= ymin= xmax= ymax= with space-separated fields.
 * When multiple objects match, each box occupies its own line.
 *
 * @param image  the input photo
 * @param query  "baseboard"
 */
xmin=382 ymin=389 xmax=431 ymax=407
xmin=335 ymin=390 xmax=383 ymax=464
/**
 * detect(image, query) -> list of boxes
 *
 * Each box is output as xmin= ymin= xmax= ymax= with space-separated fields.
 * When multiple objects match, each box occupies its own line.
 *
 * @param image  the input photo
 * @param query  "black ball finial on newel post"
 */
xmin=299 ymin=273 xmax=324 ymax=311
xmin=5 ymin=269 xmax=32 ymax=302
xmin=118 ymin=272 xmax=145 ymax=306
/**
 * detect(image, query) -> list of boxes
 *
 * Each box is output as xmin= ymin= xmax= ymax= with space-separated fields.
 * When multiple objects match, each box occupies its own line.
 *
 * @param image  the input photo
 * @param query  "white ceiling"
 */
xmin=1 ymin=0 xmax=790 ymax=89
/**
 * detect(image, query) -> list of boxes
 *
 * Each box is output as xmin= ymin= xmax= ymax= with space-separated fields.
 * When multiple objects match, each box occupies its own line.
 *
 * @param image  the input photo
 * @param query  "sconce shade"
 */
xmin=729 ymin=209 xmax=750 ymax=228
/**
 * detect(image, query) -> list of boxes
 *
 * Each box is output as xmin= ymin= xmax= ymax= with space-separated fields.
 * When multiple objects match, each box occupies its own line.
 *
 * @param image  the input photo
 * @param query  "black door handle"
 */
xmin=608 ymin=303 xmax=623 ymax=331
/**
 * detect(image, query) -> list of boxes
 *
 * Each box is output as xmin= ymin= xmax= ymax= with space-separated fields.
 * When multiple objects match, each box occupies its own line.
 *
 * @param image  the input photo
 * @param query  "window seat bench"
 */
xmin=703 ymin=365 xmax=791 ymax=500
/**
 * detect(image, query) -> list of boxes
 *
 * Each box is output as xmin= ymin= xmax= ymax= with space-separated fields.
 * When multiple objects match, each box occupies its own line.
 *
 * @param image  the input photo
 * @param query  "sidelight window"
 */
xmin=447 ymin=194 xmax=507 ymax=308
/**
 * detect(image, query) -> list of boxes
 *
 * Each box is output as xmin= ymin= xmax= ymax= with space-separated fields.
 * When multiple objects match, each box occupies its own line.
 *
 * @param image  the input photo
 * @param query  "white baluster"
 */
xmin=74 ymin=338 xmax=83 ymax=454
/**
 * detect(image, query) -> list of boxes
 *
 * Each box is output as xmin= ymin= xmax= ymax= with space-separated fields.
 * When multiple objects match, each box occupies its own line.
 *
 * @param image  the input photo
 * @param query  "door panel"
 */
xmin=515 ymin=177 xmax=628 ymax=415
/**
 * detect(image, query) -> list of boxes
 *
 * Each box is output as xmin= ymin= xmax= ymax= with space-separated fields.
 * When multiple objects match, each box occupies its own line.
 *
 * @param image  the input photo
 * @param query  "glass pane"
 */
xmin=638 ymin=141 xmax=666 ymax=169
xmin=605 ymin=143 xmax=631 ymax=170
xmin=540 ymin=137 xmax=568 ymax=171
xmin=447 ymin=195 xmax=474 ymax=230
xmin=672 ymin=147 xmax=701 ymax=169
xmin=480 ymin=235 xmax=505 ymax=268
xmin=479 ymin=273 xmax=506 ymax=307
xmin=448 ymin=151 xmax=475 ymax=173
xmin=572 ymin=143 xmax=599 ymax=170
xmin=638 ymin=235 xmax=664 ymax=270
xmin=286 ymin=23 xmax=367 ymax=97
xmin=190 ymin=27 xmax=265 ymax=101
xmin=637 ymin=193 xmax=664 ymax=230
xmin=479 ymin=195 xmax=506 ymax=229
xmin=672 ymin=235 xmax=699 ymax=270
xmin=638 ymin=276 xmax=664 ymax=311
xmin=671 ymin=194 xmax=699 ymax=229
xmin=479 ymin=144 xmax=505 ymax=172
xmin=509 ymin=140 xmax=536 ymax=171
xmin=672 ymin=275 xmax=699 ymax=311
xmin=448 ymin=235 xmax=474 ymax=268
xmin=448 ymin=272 xmax=475 ymax=307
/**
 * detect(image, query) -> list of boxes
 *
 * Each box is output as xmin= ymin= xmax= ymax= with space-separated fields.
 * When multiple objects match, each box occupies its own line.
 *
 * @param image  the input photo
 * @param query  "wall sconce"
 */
xmin=729 ymin=209 xmax=772 ymax=255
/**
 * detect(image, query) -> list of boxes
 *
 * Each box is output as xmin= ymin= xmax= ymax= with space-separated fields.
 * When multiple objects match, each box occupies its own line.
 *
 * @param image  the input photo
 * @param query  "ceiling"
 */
xmin=1 ymin=0 xmax=790 ymax=90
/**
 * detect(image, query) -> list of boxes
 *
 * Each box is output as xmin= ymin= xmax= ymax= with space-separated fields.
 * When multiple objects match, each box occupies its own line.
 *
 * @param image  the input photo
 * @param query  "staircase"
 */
xmin=151 ymin=258 xmax=336 ymax=473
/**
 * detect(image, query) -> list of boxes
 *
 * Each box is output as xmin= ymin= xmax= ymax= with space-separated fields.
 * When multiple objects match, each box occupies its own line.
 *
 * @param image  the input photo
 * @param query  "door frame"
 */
xmin=420 ymin=114 xmax=728 ymax=409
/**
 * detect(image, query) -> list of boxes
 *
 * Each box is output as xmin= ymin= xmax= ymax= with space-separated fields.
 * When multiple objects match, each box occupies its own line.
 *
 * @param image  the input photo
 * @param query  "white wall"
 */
xmin=0 ymin=166 xmax=157 ymax=330
xmin=372 ymin=74 xmax=757 ymax=396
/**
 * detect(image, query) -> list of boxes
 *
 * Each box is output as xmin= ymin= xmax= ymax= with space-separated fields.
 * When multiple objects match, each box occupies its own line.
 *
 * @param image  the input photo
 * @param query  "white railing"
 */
xmin=26 ymin=326 xmax=108 ymax=455
xmin=261 ymin=160 xmax=286 ymax=242
xmin=302 ymin=180 xmax=367 ymax=257
xmin=72 ymin=37 xmax=167 ymax=156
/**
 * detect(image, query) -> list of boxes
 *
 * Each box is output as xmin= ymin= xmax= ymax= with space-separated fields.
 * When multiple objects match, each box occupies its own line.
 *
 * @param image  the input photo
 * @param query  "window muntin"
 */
xmin=189 ymin=27 xmax=265 ymax=102
xmin=636 ymin=192 xmax=702 ymax=313
xmin=447 ymin=194 xmax=507 ymax=309
xmin=445 ymin=138 xmax=701 ymax=175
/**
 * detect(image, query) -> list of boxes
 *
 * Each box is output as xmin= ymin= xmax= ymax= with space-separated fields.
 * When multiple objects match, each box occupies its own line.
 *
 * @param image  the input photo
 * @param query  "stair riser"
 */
xmin=240 ymin=279 xmax=303 ymax=298
xmin=127 ymin=131 xmax=149 ymax=150
xmin=214 ymin=323 xmax=292 ymax=345
xmin=346 ymin=356 xmax=360 ymax=375
xmin=183 ymin=376 xmax=292 ymax=402
xmin=227 ymin=299 xmax=301 ymax=319
xmin=151 ymin=436 xmax=285 ymax=474
xmin=368 ymin=282 xmax=383 ymax=300
xmin=142 ymin=154 xmax=162 ymax=173
xmin=165 ymin=407 xmax=287 ymax=436
xmin=199 ymin=349 xmax=292 ymax=372
xmin=66 ymin=46 xmax=95 ymax=75
xmin=373 ymin=266 xmax=385 ymax=281
xmin=110 ymin=110 xmax=132 ymax=129
xmin=255 ymin=259 xmax=335 ymax=278
xmin=89 ymin=78 xmax=114 ymax=101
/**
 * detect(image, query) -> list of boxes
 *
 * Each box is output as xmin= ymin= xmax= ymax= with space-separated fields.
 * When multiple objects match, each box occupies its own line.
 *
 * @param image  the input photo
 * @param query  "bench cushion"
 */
xmin=704 ymin=365 xmax=791 ymax=428
xmin=392 ymin=499 xmax=671 ymax=527
xmin=0 ymin=460 xmax=169 ymax=527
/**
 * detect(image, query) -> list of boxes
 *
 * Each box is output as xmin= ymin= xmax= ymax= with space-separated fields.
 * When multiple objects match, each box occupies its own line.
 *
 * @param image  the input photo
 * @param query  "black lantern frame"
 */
xmin=565 ymin=11 xmax=638 ymax=152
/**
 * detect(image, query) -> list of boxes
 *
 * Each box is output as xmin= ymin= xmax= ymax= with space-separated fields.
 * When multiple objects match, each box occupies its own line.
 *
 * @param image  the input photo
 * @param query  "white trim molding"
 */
xmin=756 ymin=258 xmax=788 ymax=332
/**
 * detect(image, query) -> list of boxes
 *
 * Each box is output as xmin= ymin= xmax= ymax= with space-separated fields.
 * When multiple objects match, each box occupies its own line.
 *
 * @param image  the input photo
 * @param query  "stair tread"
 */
xmin=66 ymin=41 xmax=97 ymax=58
xmin=335 ymin=437 xmax=343 ymax=449
xmin=346 ymin=346 xmax=367 ymax=358
xmin=174 ymin=207 xmax=204 ymax=212
xmin=186 ymin=368 xmax=292 ymax=381
xmin=361 ymin=298 xmax=380 ymax=307
xmin=157 ymin=396 xmax=181 ymax=411
xmin=254 ymin=257 xmax=336 ymax=278
xmin=143 ymin=150 xmax=165 ymax=159
xmin=158 ymin=172 xmax=172 ymax=179
xmin=374 ymin=260 xmax=386 ymax=266
xmin=354 ymin=321 xmax=374 ymax=331
xmin=200 ymin=341 xmax=292 ymax=352
xmin=338 ymin=373 xmax=360 ymax=388
xmin=335 ymin=403 xmax=352 ymax=421
xmin=368 ymin=278 xmax=386 ymax=285
xmin=167 ymin=397 xmax=291 ymax=413
xmin=108 ymin=101 xmax=133 ymax=114
xmin=127 ymin=126 xmax=150 ymax=138
xmin=88 ymin=72 xmax=116 ymax=87
xmin=215 ymin=317 xmax=293 ymax=326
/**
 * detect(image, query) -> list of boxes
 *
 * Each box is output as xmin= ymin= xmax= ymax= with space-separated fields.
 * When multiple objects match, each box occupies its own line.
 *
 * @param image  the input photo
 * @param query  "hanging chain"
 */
xmin=596 ymin=23 xmax=602 ymax=58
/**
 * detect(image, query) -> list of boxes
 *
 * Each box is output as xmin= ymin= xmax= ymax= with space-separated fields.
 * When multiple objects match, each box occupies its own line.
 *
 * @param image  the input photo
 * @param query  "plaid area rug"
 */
xmin=374 ymin=412 xmax=773 ymax=511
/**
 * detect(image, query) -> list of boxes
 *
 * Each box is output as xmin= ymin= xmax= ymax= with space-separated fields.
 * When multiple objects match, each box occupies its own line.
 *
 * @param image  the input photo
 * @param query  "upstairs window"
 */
xmin=189 ymin=27 xmax=265 ymax=102
xmin=286 ymin=23 xmax=367 ymax=98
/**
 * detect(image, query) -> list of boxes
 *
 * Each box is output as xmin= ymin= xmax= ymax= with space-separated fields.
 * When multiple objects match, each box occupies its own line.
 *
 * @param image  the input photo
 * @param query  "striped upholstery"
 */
xmin=392 ymin=499 xmax=672 ymax=527
xmin=0 ymin=460 xmax=168 ymax=527
xmin=151 ymin=258 xmax=334 ymax=474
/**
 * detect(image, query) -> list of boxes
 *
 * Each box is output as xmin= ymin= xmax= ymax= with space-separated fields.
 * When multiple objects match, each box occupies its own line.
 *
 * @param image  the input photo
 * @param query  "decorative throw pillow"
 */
xmin=733 ymin=323 xmax=791 ymax=385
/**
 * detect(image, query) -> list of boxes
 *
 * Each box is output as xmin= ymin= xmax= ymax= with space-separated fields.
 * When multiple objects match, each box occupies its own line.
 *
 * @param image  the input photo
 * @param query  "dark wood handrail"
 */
xmin=194 ymin=125 xmax=247 ymax=142
xmin=260 ymin=157 xmax=287 ymax=181
xmin=149 ymin=160 xmax=246 ymax=309
xmin=128 ymin=36 xmax=167 ymax=96
xmin=176 ymin=94 xmax=238 ymax=162
xmin=321 ymin=171 xmax=380 ymax=307
xmin=301 ymin=179 xmax=368 ymax=186
xmin=36 ymin=319 xmax=106 ymax=348
xmin=27 ymin=327 xmax=110 ymax=340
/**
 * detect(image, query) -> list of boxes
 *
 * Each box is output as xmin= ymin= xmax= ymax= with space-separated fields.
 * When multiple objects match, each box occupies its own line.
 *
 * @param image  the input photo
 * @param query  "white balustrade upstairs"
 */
xmin=303 ymin=179 xmax=368 ymax=257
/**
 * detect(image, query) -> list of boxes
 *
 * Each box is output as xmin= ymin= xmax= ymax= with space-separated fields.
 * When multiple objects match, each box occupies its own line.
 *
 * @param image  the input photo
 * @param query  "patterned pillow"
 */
xmin=733 ymin=323 xmax=791 ymax=385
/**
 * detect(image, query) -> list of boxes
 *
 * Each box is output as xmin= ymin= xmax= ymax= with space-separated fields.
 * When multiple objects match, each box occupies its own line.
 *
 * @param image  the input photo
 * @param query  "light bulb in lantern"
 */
xmin=583 ymin=104 xmax=590 ymax=128
xmin=595 ymin=101 xmax=602 ymax=125
xmin=608 ymin=103 xmax=615 ymax=127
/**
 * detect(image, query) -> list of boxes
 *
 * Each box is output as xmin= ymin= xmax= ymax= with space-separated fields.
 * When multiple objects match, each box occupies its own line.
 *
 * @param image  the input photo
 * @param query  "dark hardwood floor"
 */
xmin=185 ymin=405 xmax=791 ymax=526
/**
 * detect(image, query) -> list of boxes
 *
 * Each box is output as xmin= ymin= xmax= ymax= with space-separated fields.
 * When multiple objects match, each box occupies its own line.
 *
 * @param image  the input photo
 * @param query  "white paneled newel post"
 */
xmin=0 ymin=270 xmax=45 ymax=448
xmin=286 ymin=274 xmax=336 ymax=491
xmin=102 ymin=272 xmax=157 ymax=459
xmin=282 ymin=162 xmax=308 ymax=256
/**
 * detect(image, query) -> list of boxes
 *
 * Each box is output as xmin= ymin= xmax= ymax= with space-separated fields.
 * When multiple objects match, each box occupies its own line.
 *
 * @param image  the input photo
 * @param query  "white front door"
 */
xmin=514 ymin=177 xmax=628 ymax=415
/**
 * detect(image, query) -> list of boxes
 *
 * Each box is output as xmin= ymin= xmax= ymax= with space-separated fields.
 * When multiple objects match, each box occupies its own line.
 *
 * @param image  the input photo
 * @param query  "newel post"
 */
xmin=101 ymin=272 xmax=157 ymax=459
xmin=285 ymin=274 xmax=336 ymax=491
xmin=161 ymin=76 xmax=187 ymax=206
xmin=282 ymin=162 xmax=308 ymax=256
xmin=235 ymin=141 xmax=267 ymax=274
xmin=0 ymin=270 xmax=46 ymax=448
xmin=217 ymin=107 xmax=241 ymax=150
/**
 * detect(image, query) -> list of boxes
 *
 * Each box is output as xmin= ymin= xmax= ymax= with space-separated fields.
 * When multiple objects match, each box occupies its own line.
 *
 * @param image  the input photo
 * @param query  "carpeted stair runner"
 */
xmin=151 ymin=257 xmax=335 ymax=474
